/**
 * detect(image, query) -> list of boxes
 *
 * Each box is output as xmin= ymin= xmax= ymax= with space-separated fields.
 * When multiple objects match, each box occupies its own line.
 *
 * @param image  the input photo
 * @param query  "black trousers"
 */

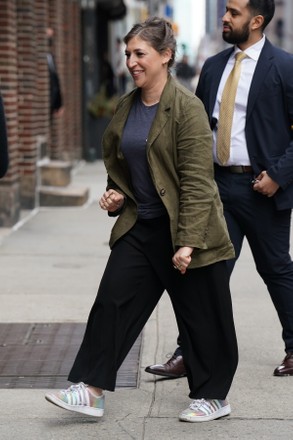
xmin=175 ymin=167 xmax=293 ymax=356
xmin=68 ymin=215 xmax=238 ymax=399
xmin=216 ymin=167 xmax=293 ymax=352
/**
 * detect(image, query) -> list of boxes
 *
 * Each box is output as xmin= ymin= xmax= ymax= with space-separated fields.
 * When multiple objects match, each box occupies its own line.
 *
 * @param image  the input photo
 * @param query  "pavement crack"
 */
xmin=116 ymin=420 xmax=137 ymax=439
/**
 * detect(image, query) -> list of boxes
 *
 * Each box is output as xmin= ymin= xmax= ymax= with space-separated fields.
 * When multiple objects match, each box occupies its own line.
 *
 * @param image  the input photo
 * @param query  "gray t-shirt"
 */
xmin=120 ymin=94 xmax=167 ymax=219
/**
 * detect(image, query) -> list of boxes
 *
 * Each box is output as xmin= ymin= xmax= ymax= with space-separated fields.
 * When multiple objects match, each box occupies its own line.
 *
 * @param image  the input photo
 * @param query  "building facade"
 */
xmin=0 ymin=0 xmax=82 ymax=226
xmin=0 ymin=0 xmax=130 ymax=227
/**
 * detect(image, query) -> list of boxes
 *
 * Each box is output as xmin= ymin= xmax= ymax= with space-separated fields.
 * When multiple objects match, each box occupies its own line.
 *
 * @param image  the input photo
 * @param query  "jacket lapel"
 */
xmin=246 ymin=39 xmax=274 ymax=120
xmin=208 ymin=49 xmax=233 ymax=118
xmin=145 ymin=77 xmax=173 ymax=148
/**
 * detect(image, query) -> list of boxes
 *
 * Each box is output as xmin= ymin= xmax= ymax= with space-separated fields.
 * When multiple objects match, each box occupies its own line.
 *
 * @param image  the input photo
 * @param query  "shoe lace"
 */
xmin=60 ymin=382 xmax=89 ymax=405
xmin=189 ymin=399 xmax=208 ymax=411
xmin=61 ymin=382 xmax=86 ymax=397
xmin=68 ymin=383 xmax=86 ymax=392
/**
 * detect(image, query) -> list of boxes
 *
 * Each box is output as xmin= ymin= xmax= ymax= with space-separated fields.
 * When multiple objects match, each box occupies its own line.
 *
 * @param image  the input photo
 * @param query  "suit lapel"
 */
xmin=210 ymin=50 xmax=233 ymax=116
xmin=202 ymin=48 xmax=232 ymax=119
xmin=246 ymin=39 xmax=274 ymax=120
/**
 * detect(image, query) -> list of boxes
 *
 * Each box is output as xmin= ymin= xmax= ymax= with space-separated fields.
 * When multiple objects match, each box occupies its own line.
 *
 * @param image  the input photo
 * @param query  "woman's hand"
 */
xmin=99 ymin=189 xmax=125 ymax=213
xmin=172 ymin=246 xmax=193 ymax=274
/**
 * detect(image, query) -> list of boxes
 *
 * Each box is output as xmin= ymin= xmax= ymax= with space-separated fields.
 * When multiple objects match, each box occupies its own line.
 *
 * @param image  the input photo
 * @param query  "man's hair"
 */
xmin=247 ymin=0 xmax=275 ymax=30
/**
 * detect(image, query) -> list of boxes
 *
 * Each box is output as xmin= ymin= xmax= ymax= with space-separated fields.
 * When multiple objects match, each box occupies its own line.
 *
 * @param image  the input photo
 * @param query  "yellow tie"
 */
xmin=216 ymin=52 xmax=247 ymax=165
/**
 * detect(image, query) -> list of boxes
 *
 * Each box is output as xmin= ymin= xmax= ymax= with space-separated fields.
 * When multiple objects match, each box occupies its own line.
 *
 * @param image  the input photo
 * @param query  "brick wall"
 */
xmin=0 ymin=0 xmax=83 ymax=226
xmin=17 ymin=0 xmax=39 ymax=209
xmin=48 ymin=0 xmax=65 ymax=160
xmin=0 ymin=0 xmax=20 ymax=225
xmin=63 ymin=1 xmax=82 ymax=162
xmin=35 ymin=0 xmax=50 ymax=149
xmin=48 ymin=0 xmax=82 ymax=162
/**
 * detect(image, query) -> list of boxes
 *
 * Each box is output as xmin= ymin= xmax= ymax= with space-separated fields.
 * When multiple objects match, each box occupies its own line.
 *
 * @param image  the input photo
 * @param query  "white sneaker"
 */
xmin=45 ymin=382 xmax=105 ymax=417
xmin=179 ymin=398 xmax=231 ymax=422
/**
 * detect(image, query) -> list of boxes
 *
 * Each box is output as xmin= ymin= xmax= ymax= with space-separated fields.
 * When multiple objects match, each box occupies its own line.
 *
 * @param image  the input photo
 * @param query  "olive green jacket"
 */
xmin=102 ymin=75 xmax=234 ymax=268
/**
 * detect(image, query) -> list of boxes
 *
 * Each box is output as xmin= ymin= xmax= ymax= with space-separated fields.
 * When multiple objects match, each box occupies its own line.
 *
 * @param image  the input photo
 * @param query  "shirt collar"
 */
xmin=234 ymin=34 xmax=266 ymax=62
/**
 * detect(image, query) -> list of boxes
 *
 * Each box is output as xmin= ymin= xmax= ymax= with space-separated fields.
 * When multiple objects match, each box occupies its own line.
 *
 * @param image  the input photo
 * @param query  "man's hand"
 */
xmin=252 ymin=171 xmax=279 ymax=197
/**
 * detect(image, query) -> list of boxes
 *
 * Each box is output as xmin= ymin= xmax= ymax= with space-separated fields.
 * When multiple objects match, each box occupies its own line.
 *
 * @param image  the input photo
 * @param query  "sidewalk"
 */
xmin=0 ymin=161 xmax=292 ymax=439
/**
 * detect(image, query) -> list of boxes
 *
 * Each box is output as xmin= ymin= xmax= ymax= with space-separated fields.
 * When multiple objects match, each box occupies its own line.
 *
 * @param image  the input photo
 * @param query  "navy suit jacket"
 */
xmin=196 ymin=38 xmax=293 ymax=210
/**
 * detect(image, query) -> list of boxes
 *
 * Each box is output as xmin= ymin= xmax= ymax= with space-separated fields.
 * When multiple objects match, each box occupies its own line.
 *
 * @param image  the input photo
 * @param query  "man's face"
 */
xmin=222 ymin=0 xmax=254 ymax=45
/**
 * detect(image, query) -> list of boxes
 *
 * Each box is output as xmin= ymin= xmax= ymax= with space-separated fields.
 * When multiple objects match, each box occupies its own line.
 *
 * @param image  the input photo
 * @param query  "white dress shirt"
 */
xmin=213 ymin=36 xmax=266 ymax=166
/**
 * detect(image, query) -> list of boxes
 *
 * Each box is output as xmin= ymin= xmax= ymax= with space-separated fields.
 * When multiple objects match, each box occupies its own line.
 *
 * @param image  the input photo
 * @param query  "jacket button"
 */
xmin=160 ymin=188 xmax=166 ymax=196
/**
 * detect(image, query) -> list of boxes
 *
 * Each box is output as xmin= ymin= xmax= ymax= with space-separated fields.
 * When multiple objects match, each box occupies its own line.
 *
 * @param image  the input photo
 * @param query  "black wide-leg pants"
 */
xmin=68 ymin=215 xmax=238 ymax=399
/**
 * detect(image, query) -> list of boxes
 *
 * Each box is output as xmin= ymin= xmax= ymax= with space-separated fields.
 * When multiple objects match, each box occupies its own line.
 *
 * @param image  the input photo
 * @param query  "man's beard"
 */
xmin=222 ymin=22 xmax=250 ymax=45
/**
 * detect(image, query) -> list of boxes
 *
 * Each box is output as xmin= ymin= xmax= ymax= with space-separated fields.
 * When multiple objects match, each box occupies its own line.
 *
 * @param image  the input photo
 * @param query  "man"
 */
xmin=114 ymin=37 xmax=127 ymax=95
xmin=46 ymin=27 xmax=63 ymax=119
xmin=145 ymin=0 xmax=293 ymax=378
xmin=0 ymin=93 xmax=8 ymax=178
xmin=175 ymin=54 xmax=196 ymax=92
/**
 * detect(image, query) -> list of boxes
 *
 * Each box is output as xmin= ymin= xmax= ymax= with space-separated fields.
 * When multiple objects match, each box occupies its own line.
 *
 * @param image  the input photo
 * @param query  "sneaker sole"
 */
xmin=45 ymin=393 xmax=104 ymax=417
xmin=179 ymin=404 xmax=231 ymax=422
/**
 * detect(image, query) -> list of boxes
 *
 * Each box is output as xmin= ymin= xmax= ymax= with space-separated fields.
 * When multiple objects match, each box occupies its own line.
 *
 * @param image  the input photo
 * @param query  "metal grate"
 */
xmin=0 ymin=323 xmax=141 ymax=389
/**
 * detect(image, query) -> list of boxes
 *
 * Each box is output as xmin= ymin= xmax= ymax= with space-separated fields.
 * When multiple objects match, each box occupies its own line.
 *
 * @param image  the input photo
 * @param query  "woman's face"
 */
xmin=125 ymin=35 xmax=170 ymax=90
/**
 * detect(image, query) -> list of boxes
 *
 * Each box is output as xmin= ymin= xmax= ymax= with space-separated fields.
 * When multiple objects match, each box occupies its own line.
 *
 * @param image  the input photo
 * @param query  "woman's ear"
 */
xmin=162 ymin=48 xmax=172 ymax=66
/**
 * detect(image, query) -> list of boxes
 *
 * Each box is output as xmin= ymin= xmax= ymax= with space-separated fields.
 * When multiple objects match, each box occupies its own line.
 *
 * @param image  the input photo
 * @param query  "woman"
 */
xmin=0 ymin=93 xmax=8 ymax=178
xmin=45 ymin=17 xmax=238 ymax=423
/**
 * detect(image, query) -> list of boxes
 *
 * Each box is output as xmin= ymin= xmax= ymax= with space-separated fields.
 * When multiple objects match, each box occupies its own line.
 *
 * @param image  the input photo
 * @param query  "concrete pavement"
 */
xmin=0 ymin=160 xmax=292 ymax=439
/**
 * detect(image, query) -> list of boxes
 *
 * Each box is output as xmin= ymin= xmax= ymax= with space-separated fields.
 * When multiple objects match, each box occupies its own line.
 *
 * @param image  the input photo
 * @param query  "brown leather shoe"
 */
xmin=273 ymin=352 xmax=293 ymax=376
xmin=145 ymin=354 xmax=187 ymax=378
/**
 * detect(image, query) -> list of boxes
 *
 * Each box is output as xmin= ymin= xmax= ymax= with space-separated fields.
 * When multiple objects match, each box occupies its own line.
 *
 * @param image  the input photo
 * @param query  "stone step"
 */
xmin=39 ymin=185 xmax=89 ymax=207
xmin=39 ymin=160 xmax=72 ymax=187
